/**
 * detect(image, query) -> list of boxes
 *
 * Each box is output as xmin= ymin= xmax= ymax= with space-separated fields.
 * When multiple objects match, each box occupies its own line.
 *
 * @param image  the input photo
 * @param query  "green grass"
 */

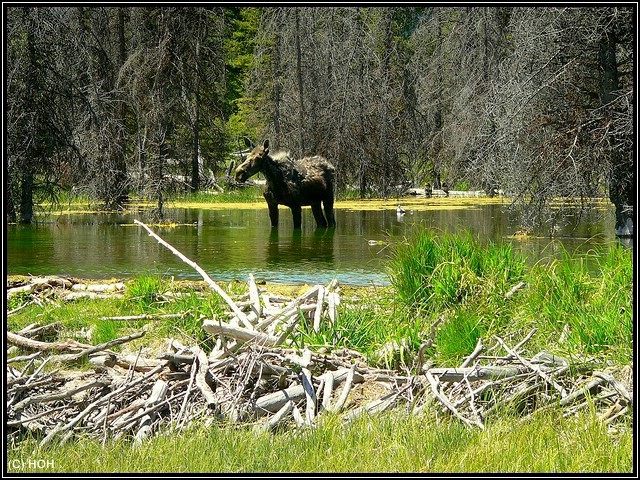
xmin=523 ymin=245 xmax=633 ymax=363
xmin=170 ymin=185 xmax=264 ymax=204
xmin=385 ymin=227 xmax=632 ymax=366
xmin=7 ymin=407 xmax=631 ymax=473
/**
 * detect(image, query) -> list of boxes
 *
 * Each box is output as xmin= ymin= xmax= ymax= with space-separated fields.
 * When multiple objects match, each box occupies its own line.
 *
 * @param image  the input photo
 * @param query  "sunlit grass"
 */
xmin=386 ymin=227 xmax=632 ymax=365
xmin=7 ymin=408 xmax=631 ymax=473
xmin=171 ymin=186 xmax=264 ymax=205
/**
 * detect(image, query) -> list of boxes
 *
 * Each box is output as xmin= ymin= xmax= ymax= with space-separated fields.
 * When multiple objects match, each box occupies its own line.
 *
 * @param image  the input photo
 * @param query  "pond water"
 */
xmin=6 ymin=199 xmax=622 ymax=286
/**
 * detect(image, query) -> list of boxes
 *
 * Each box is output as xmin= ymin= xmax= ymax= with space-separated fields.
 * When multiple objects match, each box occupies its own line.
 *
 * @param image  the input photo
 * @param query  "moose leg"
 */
xmin=311 ymin=202 xmax=328 ymax=228
xmin=290 ymin=205 xmax=303 ymax=229
xmin=323 ymin=197 xmax=336 ymax=228
xmin=267 ymin=202 xmax=279 ymax=228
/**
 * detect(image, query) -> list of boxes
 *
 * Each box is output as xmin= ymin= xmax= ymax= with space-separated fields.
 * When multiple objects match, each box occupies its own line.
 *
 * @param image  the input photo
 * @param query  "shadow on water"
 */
xmin=6 ymin=202 xmax=626 ymax=285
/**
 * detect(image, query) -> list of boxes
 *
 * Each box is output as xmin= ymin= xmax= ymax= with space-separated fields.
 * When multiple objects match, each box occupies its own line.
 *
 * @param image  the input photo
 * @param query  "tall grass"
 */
xmin=524 ymin=245 xmax=633 ymax=362
xmin=386 ymin=227 xmax=633 ymax=365
xmin=388 ymin=229 xmax=526 ymax=312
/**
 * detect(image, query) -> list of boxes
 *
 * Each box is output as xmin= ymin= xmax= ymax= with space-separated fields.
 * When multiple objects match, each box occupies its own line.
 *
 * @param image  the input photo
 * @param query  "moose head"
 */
xmin=235 ymin=140 xmax=270 ymax=183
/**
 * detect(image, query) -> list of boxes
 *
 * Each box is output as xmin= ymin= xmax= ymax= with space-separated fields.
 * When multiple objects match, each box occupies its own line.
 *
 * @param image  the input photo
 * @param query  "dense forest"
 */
xmin=5 ymin=6 xmax=634 ymax=235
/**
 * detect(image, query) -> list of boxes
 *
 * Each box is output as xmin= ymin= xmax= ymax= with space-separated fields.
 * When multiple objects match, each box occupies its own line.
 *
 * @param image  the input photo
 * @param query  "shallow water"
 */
xmin=6 ymin=200 xmax=621 ymax=285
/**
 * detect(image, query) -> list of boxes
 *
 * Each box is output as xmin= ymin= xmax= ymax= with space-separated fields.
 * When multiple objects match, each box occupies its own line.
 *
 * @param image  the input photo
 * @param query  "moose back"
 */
xmin=235 ymin=140 xmax=336 ymax=229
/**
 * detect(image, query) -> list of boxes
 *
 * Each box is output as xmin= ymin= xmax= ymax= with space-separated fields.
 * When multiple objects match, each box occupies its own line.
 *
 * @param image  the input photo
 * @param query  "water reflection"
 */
xmin=6 ymin=202 xmax=625 ymax=285
xmin=267 ymin=228 xmax=336 ymax=269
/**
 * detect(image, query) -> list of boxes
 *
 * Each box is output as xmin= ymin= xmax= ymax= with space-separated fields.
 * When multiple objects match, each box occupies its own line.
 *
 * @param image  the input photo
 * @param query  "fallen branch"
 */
xmin=134 ymin=219 xmax=251 ymax=329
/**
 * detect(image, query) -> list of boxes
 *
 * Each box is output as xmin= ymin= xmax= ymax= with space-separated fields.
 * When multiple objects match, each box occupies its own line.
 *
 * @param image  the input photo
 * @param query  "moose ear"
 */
xmin=243 ymin=136 xmax=254 ymax=149
xmin=263 ymin=139 xmax=270 ymax=153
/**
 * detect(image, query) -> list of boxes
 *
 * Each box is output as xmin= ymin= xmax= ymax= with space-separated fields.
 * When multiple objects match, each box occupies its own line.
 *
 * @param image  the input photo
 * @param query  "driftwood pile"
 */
xmin=7 ymin=276 xmax=125 ymax=310
xmin=6 ymin=221 xmax=633 ymax=447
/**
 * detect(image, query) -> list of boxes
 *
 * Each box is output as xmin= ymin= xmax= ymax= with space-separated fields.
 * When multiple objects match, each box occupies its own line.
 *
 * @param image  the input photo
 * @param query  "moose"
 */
xmin=235 ymin=140 xmax=336 ymax=229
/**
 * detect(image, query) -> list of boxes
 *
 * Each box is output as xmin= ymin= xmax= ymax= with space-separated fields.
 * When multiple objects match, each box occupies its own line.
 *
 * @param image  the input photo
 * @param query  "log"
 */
xmin=64 ymin=292 xmax=124 ymax=301
xmin=193 ymin=346 xmax=218 ymax=408
xmin=460 ymin=338 xmax=484 ymax=368
xmin=343 ymin=390 xmax=401 ymax=423
xmin=202 ymin=319 xmax=279 ymax=347
xmin=7 ymin=331 xmax=90 ymax=353
xmin=40 ymin=363 xmax=167 ymax=446
xmin=247 ymin=273 xmax=262 ymax=319
xmin=327 ymin=365 xmax=357 ymax=414
xmin=72 ymin=282 xmax=125 ymax=293
xmin=254 ymin=368 xmax=363 ymax=416
xmin=258 ymin=400 xmax=294 ymax=433
xmin=99 ymin=313 xmax=183 ymax=321
xmin=13 ymin=378 xmax=110 ymax=411
xmin=505 ymin=281 xmax=527 ymax=299
xmin=313 ymin=286 xmax=325 ymax=332
xmin=6 ymin=351 xmax=42 ymax=365
xmin=176 ymin=360 xmax=199 ymax=425
xmin=256 ymin=285 xmax=320 ymax=332
xmin=425 ymin=370 xmax=484 ymax=429
xmin=49 ymin=331 xmax=146 ymax=363
xmin=31 ymin=276 xmax=74 ymax=290
xmin=593 ymin=371 xmax=633 ymax=404
xmin=301 ymin=350 xmax=316 ymax=423
xmin=422 ymin=365 xmax=527 ymax=382
xmin=7 ymin=284 xmax=33 ymax=299
xmin=134 ymin=379 xmax=169 ymax=446
xmin=134 ymin=220 xmax=251 ymax=329
xmin=494 ymin=336 xmax=567 ymax=397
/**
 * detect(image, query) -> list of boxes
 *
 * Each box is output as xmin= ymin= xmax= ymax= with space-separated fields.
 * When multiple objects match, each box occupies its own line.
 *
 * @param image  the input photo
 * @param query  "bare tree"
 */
xmin=6 ymin=7 xmax=77 ymax=223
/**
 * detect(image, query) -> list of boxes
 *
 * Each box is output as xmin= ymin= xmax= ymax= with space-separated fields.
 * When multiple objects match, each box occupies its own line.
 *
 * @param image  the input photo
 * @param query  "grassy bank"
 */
xmin=6 ymin=228 xmax=633 ymax=473
xmin=8 ymin=408 xmax=631 ymax=473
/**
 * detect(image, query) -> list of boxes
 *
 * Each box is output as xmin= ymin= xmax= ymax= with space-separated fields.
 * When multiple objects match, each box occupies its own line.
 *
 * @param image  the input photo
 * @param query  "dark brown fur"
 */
xmin=235 ymin=140 xmax=336 ymax=228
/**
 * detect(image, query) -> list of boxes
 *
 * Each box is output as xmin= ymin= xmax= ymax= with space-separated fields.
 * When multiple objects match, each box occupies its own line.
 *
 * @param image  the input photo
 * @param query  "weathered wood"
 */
xmin=327 ymin=365 xmax=357 ymax=414
xmin=157 ymin=352 xmax=195 ymax=365
xmin=301 ymin=349 xmax=316 ymax=423
xmin=254 ymin=367 xmax=363 ymax=416
xmin=202 ymin=319 xmax=280 ymax=347
xmin=494 ymin=336 xmax=567 ymax=397
xmin=193 ymin=346 xmax=218 ymax=408
xmin=259 ymin=400 xmax=294 ymax=432
xmin=49 ymin=331 xmax=146 ymax=363
xmin=247 ymin=273 xmax=262 ymax=319
xmin=593 ymin=371 xmax=633 ymax=404
xmin=72 ymin=282 xmax=125 ymax=293
xmin=505 ymin=281 xmax=527 ymax=299
xmin=422 ymin=365 xmax=527 ymax=382
xmin=134 ymin=220 xmax=251 ymax=329
xmin=313 ymin=285 xmax=325 ymax=332
xmin=13 ymin=378 xmax=110 ymax=411
xmin=99 ymin=313 xmax=183 ymax=321
xmin=7 ymin=331 xmax=90 ymax=353
xmin=6 ymin=284 xmax=33 ymax=299
xmin=255 ymin=286 xmax=321 ymax=334
xmin=134 ymin=379 xmax=169 ymax=446
xmin=176 ymin=361 xmax=199 ymax=425
xmin=6 ymin=351 xmax=42 ymax=365
xmin=425 ymin=370 xmax=484 ymax=429
xmin=64 ymin=292 xmax=124 ymax=301
xmin=460 ymin=338 xmax=484 ymax=369
xmin=39 ymin=363 xmax=167 ymax=446
xmin=343 ymin=389 xmax=404 ymax=423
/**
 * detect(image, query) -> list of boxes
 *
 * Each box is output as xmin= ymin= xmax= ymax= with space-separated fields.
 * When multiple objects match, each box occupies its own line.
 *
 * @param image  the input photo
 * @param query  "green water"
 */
xmin=6 ymin=203 xmax=620 ymax=285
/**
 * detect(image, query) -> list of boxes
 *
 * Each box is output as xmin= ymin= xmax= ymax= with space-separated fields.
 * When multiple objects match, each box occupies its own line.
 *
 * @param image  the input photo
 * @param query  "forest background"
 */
xmin=5 ymin=6 xmax=634 ymax=235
